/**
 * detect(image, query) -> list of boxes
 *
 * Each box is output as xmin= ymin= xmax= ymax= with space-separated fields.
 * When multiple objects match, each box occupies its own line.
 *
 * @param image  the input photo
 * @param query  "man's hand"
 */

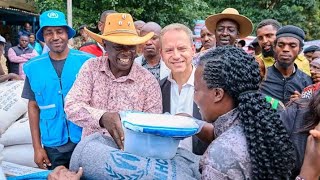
xmin=100 ymin=112 xmax=124 ymax=150
xmin=48 ymin=166 xmax=83 ymax=180
xmin=290 ymin=90 xmax=301 ymax=101
xmin=299 ymin=123 xmax=320 ymax=180
xmin=34 ymin=147 xmax=51 ymax=169
xmin=311 ymin=71 xmax=320 ymax=83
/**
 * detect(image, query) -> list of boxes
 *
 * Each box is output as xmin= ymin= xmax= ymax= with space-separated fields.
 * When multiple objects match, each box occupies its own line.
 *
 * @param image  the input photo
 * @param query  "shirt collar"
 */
xmin=272 ymin=63 xmax=298 ymax=78
xmin=213 ymin=108 xmax=239 ymax=137
xmin=141 ymin=56 xmax=162 ymax=67
xmin=97 ymin=42 xmax=106 ymax=55
xmin=98 ymin=56 xmax=139 ymax=82
xmin=167 ymin=64 xmax=195 ymax=87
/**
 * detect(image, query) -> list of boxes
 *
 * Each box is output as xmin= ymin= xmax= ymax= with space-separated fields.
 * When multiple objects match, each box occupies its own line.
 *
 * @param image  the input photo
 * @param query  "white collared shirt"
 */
xmin=167 ymin=65 xmax=195 ymax=151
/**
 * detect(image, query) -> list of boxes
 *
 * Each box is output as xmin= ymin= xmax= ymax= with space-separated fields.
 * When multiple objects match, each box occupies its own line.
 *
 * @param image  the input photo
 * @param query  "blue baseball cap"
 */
xmin=36 ymin=10 xmax=76 ymax=42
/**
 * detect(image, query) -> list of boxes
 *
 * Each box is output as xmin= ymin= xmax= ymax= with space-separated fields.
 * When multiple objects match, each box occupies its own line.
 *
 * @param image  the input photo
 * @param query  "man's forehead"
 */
xmin=257 ymin=27 xmax=277 ymax=37
xmin=217 ymin=19 xmax=239 ymax=27
xmin=141 ymin=29 xmax=159 ymax=36
xmin=277 ymin=37 xmax=300 ymax=43
xmin=200 ymin=27 xmax=210 ymax=34
xmin=43 ymin=26 xmax=67 ymax=31
xmin=311 ymin=60 xmax=320 ymax=67
xmin=20 ymin=35 xmax=29 ymax=39
xmin=141 ymin=24 xmax=161 ymax=35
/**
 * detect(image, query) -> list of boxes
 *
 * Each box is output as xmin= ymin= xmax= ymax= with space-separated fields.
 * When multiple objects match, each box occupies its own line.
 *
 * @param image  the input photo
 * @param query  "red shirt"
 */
xmin=79 ymin=43 xmax=103 ymax=57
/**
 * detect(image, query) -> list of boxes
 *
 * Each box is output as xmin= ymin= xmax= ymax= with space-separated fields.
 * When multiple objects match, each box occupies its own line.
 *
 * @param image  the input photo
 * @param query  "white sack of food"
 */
xmin=0 ymin=81 xmax=27 ymax=134
xmin=2 ymin=144 xmax=36 ymax=167
xmin=0 ymin=118 xmax=32 ymax=146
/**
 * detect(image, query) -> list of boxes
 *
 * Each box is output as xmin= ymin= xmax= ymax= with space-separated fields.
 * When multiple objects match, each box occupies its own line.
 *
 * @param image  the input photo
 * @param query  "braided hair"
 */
xmin=199 ymin=46 xmax=295 ymax=179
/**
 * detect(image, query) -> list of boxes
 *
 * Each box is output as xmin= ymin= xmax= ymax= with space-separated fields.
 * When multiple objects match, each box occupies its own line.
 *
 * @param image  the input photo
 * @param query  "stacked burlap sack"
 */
xmin=0 ymin=81 xmax=36 ymax=167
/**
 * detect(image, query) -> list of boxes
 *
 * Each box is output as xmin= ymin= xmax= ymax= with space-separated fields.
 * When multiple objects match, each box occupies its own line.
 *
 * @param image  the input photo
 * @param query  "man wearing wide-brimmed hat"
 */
xmin=65 ymin=13 xmax=162 ymax=150
xmin=22 ymin=10 xmax=94 ymax=170
xmin=205 ymin=8 xmax=253 ymax=47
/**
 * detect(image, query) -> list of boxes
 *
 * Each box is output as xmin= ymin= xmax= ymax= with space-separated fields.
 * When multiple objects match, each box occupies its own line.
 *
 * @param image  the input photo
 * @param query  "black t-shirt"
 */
xmin=21 ymin=58 xmax=66 ymax=101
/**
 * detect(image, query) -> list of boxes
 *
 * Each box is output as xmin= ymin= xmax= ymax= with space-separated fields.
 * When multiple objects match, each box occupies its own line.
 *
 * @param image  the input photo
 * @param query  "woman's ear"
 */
xmin=212 ymin=88 xmax=225 ymax=103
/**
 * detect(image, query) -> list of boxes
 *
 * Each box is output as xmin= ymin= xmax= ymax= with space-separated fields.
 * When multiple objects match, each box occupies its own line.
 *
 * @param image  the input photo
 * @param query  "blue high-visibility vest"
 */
xmin=24 ymin=49 xmax=94 ymax=147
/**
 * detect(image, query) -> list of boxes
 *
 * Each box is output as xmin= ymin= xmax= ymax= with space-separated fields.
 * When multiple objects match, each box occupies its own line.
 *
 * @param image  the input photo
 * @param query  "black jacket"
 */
xmin=260 ymin=65 xmax=312 ymax=104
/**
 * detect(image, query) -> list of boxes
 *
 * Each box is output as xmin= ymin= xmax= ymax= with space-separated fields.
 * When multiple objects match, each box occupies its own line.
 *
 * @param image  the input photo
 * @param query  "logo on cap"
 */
xmin=47 ymin=12 xmax=59 ymax=18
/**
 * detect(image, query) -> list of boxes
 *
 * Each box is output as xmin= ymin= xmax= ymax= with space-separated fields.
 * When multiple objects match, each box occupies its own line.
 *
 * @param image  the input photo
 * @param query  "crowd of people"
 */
xmin=1 ymin=7 xmax=320 ymax=180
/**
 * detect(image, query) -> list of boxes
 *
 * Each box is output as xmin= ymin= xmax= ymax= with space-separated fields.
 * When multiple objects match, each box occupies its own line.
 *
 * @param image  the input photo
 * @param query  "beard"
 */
xmin=262 ymin=47 xmax=274 ymax=58
xmin=277 ymin=61 xmax=292 ymax=69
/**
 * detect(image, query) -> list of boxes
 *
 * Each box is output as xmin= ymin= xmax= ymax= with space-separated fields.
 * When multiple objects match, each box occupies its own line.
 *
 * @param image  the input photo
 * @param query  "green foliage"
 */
xmin=204 ymin=0 xmax=320 ymax=40
xmin=34 ymin=0 xmax=66 ymax=13
xmin=33 ymin=0 xmax=320 ymax=40
xmin=33 ymin=0 xmax=211 ymax=31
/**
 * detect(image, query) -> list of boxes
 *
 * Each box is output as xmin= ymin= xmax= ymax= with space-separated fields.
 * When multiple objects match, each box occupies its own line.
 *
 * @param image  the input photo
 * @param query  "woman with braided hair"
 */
xmin=195 ymin=46 xmax=295 ymax=179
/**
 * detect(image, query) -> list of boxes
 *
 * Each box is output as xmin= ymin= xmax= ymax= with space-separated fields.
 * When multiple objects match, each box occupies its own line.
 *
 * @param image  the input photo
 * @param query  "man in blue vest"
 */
xmin=21 ymin=10 xmax=94 ymax=170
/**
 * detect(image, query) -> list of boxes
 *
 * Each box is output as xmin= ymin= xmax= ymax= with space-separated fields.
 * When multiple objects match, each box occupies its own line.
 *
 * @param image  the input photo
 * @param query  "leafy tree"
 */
xmin=33 ymin=0 xmax=211 ymax=33
xmin=204 ymin=0 xmax=320 ymax=40
xmin=33 ymin=0 xmax=320 ymax=39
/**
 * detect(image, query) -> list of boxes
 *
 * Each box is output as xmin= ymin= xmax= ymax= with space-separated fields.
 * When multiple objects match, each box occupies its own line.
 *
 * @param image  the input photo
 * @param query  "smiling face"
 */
xmin=215 ymin=19 xmax=239 ymax=47
xmin=256 ymin=25 xmax=277 ymax=57
xmin=43 ymin=26 xmax=69 ymax=54
xmin=160 ymin=29 xmax=195 ymax=74
xmin=274 ymin=37 xmax=301 ymax=69
xmin=104 ymin=40 xmax=136 ymax=77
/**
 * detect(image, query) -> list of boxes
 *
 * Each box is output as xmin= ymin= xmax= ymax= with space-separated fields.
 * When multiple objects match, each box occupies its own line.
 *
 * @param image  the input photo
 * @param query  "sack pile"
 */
xmin=0 ymin=81 xmax=36 ymax=167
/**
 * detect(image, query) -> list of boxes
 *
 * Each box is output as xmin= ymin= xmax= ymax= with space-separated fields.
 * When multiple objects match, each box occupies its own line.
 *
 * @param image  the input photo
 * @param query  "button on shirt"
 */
xmin=167 ymin=66 xmax=195 ymax=151
xmin=64 ymin=57 xmax=163 ymax=137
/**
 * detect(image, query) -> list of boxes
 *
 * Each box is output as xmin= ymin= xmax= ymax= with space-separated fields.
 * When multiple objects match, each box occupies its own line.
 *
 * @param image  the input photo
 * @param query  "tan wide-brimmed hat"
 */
xmin=205 ymin=8 xmax=253 ymax=38
xmin=85 ymin=13 xmax=154 ymax=45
